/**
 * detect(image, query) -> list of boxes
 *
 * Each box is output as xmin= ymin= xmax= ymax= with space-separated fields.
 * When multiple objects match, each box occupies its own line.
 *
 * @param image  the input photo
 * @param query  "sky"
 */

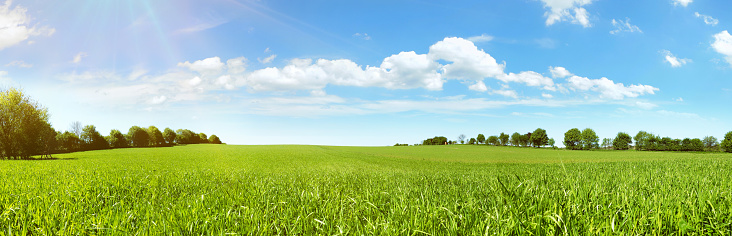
xmin=1 ymin=0 xmax=731 ymax=146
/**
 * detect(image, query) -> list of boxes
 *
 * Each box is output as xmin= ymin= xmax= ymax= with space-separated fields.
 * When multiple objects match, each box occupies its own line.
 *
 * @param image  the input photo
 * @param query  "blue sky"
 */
xmin=1 ymin=0 xmax=731 ymax=146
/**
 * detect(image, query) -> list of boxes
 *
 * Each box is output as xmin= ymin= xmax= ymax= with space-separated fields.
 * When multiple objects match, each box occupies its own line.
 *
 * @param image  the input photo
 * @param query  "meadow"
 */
xmin=0 ymin=144 xmax=730 ymax=234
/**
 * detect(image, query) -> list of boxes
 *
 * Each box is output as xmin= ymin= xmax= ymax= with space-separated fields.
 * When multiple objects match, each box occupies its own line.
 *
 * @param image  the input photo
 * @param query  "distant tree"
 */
xmin=209 ymin=135 xmax=222 ymax=144
xmin=477 ymin=134 xmax=485 ymax=144
xmin=499 ymin=132 xmax=509 ymax=146
xmin=722 ymin=131 xmax=732 ymax=153
xmin=199 ymin=133 xmax=208 ymax=143
xmin=70 ymin=121 xmax=82 ymax=138
xmin=564 ymin=128 xmax=582 ymax=150
xmin=0 ymin=88 xmax=52 ymax=159
xmin=175 ymin=129 xmax=199 ymax=144
xmin=422 ymin=136 xmax=448 ymax=145
xmin=689 ymin=138 xmax=704 ymax=152
xmin=81 ymin=125 xmax=108 ymax=150
xmin=108 ymin=129 xmax=128 ymax=148
xmin=634 ymin=131 xmax=653 ymax=151
xmin=601 ymin=138 xmax=612 ymax=149
xmin=57 ymin=131 xmax=81 ymax=153
xmin=581 ymin=128 xmax=599 ymax=150
xmin=487 ymin=135 xmax=499 ymax=145
xmin=457 ymin=134 xmax=466 ymax=144
xmin=163 ymin=128 xmax=177 ymax=145
xmin=38 ymin=122 xmax=57 ymax=157
xmin=519 ymin=133 xmax=530 ymax=147
xmin=613 ymin=132 xmax=632 ymax=150
xmin=468 ymin=138 xmax=476 ymax=145
xmin=703 ymin=136 xmax=719 ymax=152
xmin=510 ymin=132 xmax=521 ymax=146
xmin=128 ymin=126 xmax=150 ymax=147
xmin=530 ymin=128 xmax=548 ymax=148
xmin=147 ymin=126 xmax=165 ymax=147
xmin=548 ymin=138 xmax=556 ymax=147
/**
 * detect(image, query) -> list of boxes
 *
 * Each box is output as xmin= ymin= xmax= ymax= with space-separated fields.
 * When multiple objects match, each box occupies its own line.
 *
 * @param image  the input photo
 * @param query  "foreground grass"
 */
xmin=0 ymin=145 xmax=730 ymax=234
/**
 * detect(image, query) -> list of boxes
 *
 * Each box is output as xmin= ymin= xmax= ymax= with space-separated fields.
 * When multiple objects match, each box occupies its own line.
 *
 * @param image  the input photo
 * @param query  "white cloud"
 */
xmin=695 ymin=12 xmax=718 ymax=26
xmin=610 ymin=18 xmax=642 ymax=35
xmin=175 ymin=20 xmax=227 ymax=34
xmin=0 ymin=0 xmax=55 ymax=50
xmin=675 ymin=97 xmax=684 ymax=102
xmin=178 ymin=57 xmax=225 ymax=75
xmin=264 ymin=48 xmax=271 ymax=53
xmin=467 ymin=34 xmax=494 ymax=43
xmin=468 ymin=81 xmax=488 ymax=92
xmin=149 ymin=95 xmax=167 ymax=105
xmin=353 ymin=33 xmax=371 ymax=40
xmin=542 ymin=93 xmax=554 ymax=98
xmin=549 ymin=66 xmax=572 ymax=78
xmin=672 ymin=0 xmax=692 ymax=7
xmin=258 ymin=54 xmax=277 ymax=64
xmin=429 ymin=37 xmax=505 ymax=81
xmin=634 ymin=101 xmax=657 ymax=109
xmin=661 ymin=50 xmax=691 ymax=67
xmin=72 ymin=52 xmax=87 ymax=64
xmin=540 ymin=0 xmax=594 ymax=27
xmin=567 ymin=75 xmax=659 ymax=100
xmin=5 ymin=60 xmax=31 ymax=68
xmin=712 ymin=31 xmax=732 ymax=67
xmin=492 ymin=89 xmax=518 ymax=98
xmin=497 ymin=71 xmax=555 ymax=91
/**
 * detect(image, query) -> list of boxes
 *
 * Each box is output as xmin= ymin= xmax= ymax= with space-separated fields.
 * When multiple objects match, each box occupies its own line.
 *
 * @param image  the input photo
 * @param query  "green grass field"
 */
xmin=0 ymin=144 xmax=731 ymax=234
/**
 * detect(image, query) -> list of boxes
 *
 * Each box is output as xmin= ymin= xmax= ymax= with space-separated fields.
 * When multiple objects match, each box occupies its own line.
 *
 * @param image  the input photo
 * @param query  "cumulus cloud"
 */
xmin=661 ymin=50 xmax=691 ymax=67
xmin=672 ymin=0 xmax=692 ymax=7
xmin=540 ymin=0 xmax=594 ymax=27
xmin=0 ymin=0 xmax=55 ymax=50
xmin=429 ymin=37 xmax=505 ymax=81
xmin=712 ymin=31 xmax=732 ymax=67
xmin=610 ymin=18 xmax=642 ymax=34
xmin=497 ymin=71 xmax=555 ymax=91
xmin=542 ymin=93 xmax=553 ymax=98
xmin=468 ymin=81 xmax=488 ymax=92
xmin=178 ymin=57 xmax=225 ymax=75
xmin=492 ymin=89 xmax=518 ymax=98
xmin=467 ymin=34 xmax=494 ymax=43
xmin=695 ymin=12 xmax=718 ymax=26
xmin=549 ymin=66 xmax=572 ymax=78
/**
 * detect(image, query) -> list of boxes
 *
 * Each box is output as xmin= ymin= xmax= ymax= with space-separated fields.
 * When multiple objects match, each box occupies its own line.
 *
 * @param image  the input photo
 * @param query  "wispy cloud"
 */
xmin=467 ymin=34 xmax=493 ymax=43
xmin=0 ymin=1 xmax=55 ymax=50
xmin=695 ymin=12 xmax=718 ymax=26
xmin=610 ymin=18 xmax=642 ymax=34
xmin=352 ymin=33 xmax=371 ymax=40
xmin=5 ymin=60 xmax=32 ymax=68
xmin=72 ymin=52 xmax=87 ymax=64
xmin=661 ymin=50 xmax=691 ymax=67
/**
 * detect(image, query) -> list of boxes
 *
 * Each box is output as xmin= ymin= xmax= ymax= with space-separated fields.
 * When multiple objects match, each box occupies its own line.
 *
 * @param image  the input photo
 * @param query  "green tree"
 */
xmin=613 ymin=132 xmax=632 ymax=150
xmin=128 ymin=126 xmax=149 ymax=147
xmin=548 ymin=138 xmax=555 ymax=147
xmin=108 ymin=129 xmax=128 ymax=148
xmin=634 ymin=131 xmax=653 ymax=151
xmin=722 ymin=131 xmax=732 ymax=153
xmin=147 ymin=126 xmax=165 ymax=147
xmin=703 ymin=136 xmax=719 ymax=152
xmin=499 ymin=132 xmax=509 ymax=146
xmin=0 ymin=88 xmax=51 ymax=159
xmin=198 ymin=133 xmax=208 ymax=143
xmin=468 ymin=138 xmax=476 ymax=145
xmin=81 ymin=125 xmax=108 ymax=150
xmin=57 ymin=131 xmax=81 ymax=153
xmin=563 ymin=128 xmax=582 ymax=150
xmin=477 ymin=134 xmax=485 ymax=144
xmin=510 ymin=132 xmax=521 ymax=146
xmin=519 ymin=133 xmax=531 ymax=147
xmin=581 ymin=128 xmax=599 ymax=150
xmin=163 ymin=128 xmax=177 ymax=145
xmin=175 ymin=129 xmax=197 ymax=144
xmin=457 ymin=134 xmax=466 ymax=144
xmin=487 ymin=135 xmax=499 ymax=145
xmin=689 ymin=138 xmax=704 ymax=152
xmin=530 ymin=128 xmax=548 ymax=148
xmin=209 ymin=135 xmax=222 ymax=144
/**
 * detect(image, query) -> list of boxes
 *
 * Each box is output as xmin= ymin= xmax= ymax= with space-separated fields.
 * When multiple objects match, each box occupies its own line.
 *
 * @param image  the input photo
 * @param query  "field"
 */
xmin=0 ymin=145 xmax=731 ymax=234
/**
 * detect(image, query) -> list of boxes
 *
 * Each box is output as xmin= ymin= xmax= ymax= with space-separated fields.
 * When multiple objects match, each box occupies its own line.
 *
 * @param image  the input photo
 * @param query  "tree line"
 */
xmin=414 ymin=127 xmax=732 ymax=153
xmin=0 ymin=88 xmax=224 ymax=160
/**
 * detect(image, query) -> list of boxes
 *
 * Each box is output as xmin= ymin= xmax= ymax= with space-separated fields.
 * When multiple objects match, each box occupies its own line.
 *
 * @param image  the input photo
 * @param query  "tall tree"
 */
xmin=634 ymin=131 xmax=654 ymax=151
xmin=581 ymin=128 xmax=599 ymax=150
xmin=613 ymin=132 xmax=632 ymax=150
xmin=457 ymin=134 xmax=466 ymax=144
xmin=510 ymin=132 xmax=521 ymax=146
xmin=530 ymin=128 xmax=548 ymax=148
xmin=563 ymin=128 xmax=582 ymax=150
xmin=198 ymin=133 xmax=208 ymax=143
xmin=128 ymin=126 xmax=150 ymax=147
xmin=209 ymin=135 xmax=222 ymax=144
xmin=108 ymin=129 xmax=128 ymax=148
xmin=548 ymin=138 xmax=555 ymax=147
xmin=468 ymin=138 xmax=476 ymax=145
xmin=70 ymin=121 xmax=82 ymax=138
xmin=722 ymin=131 xmax=732 ymax=153
xmin=703 ymin=136 xmax=719 ymax=152
xmin=0 ymin=88 xmax=52 ymax=159
xmin=476 ymin=134 xmax=485 ymax=144
xmin=163 ymin=128 xmax=177 ymax=145
xmin=147 ymin=126 xmax=165 ymax=147
xmin=81 ymin=125 xmax=108 ymax=150
xmin=499 ymin=132 xmax=509 ymax=146
xmin=487 ymin=135 xmax=499 ymax=145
